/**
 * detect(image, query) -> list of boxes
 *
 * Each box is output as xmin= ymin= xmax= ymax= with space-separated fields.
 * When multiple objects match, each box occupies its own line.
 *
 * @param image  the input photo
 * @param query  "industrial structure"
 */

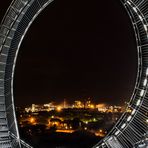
xmin=0 ymin=0 xmax=147 ymax=147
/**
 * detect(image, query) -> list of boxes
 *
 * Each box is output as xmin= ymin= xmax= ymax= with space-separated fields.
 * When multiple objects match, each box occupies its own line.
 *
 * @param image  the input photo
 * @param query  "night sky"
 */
xmin=0 ymin=0 xmax=137 ymax=106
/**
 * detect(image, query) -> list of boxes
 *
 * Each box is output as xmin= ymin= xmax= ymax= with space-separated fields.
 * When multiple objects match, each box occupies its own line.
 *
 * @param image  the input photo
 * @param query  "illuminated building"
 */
xmin=96 ymin=104 xmax=107 ymax=112
xmin=74 ymin=101 xmax=84 ymax=108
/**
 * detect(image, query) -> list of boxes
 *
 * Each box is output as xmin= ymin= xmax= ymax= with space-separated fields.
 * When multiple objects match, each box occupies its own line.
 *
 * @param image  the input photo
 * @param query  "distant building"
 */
xmin=73 ymin=101 xmax=84 ymax=108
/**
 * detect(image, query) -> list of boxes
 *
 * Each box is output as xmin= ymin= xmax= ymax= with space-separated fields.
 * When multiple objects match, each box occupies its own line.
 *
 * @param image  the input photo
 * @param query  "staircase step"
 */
xmin=0 ymin=131 xmax=9 ymax=138
xmin=0 ymin=118 xmax=7 ymax=125
xmin=0 ymin=140 xmax=11 ymax=148
xmin=0 ymin=125 xmax=8 ymax=132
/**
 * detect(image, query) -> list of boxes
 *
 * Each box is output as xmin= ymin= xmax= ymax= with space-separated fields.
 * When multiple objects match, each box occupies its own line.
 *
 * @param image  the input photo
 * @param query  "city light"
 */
xmin=90 ymin=104 xmax=95 ymax=109
xmin=56 ymin=106 xmax=62 ymax=112
xmin=93 ymin=118 xmax=97 ymax=122
xmin=17 ymin=100 xmax=125 ymax=140
xmin=24 ymin=101 xmax=124 ymax=113
xmin=29 ymin=117 xmax=36 ymax=125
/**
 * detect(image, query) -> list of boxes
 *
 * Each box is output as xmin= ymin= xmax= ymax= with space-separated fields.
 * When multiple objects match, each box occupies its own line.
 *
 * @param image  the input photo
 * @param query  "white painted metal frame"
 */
xmin=0 ymin=0 xmax=147 ymax=147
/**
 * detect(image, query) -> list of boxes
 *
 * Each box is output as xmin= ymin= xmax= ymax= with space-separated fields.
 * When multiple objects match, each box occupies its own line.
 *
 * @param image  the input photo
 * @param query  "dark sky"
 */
xmin=0 ymin=0 xmax=137 ymax=106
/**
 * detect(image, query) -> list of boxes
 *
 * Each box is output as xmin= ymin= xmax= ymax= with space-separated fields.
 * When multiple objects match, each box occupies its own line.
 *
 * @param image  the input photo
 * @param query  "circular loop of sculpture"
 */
xmin=0 ymin=0 xmax=147 ymax=147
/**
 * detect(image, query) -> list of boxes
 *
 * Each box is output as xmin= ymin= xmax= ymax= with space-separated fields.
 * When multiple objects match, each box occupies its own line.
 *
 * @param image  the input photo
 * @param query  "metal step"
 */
xmin=0 ymin=99 xmax=5 ymax=105
xmin=0 ymin=118 xmax=7 ymax=125
xmin=0 ymin=131 xmax=9 ymax=138
xmin=0 ymin=104 xmax=6 ymax=111
xmin=0 ymin=125 xmax=8 ymax=132
xmin=0 ymin=112 xmax=6 ymax=118
xmin=0 ymin=140 xmax=11 ymax=148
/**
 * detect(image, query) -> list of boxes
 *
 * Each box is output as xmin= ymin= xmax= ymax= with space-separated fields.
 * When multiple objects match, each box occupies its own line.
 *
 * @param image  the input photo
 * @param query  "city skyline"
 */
xmin=16 ymin=96 xmax=128 ymax=108
xmin=24 ymin=99 xmax=125 ymax=113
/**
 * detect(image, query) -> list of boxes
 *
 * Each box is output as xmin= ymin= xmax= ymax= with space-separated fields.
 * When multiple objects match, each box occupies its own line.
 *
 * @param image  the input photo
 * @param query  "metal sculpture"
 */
xmin=0 ymin=0 xmax=147 ymax=147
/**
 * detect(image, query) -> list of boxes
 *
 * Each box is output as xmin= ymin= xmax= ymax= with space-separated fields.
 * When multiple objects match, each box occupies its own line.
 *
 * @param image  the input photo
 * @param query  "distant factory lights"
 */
xmin=25 ymin=98 xmax=125 ymax=113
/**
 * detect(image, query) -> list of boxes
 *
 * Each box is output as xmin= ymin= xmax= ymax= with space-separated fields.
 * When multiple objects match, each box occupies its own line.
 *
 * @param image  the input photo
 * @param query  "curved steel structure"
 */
xmin=0 ymin=0 xmax=147 ymax=147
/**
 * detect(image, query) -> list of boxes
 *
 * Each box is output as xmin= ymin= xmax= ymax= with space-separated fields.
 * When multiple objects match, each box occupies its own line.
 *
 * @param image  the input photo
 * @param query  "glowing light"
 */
xmin=144 ymin=25 xmax=148 ymax=32
xmin=133 ymin=7 xmax=137 ymax=13
xmin=136 ymin=99 xmax=141 ymax=106
xmin=127 ymin=116 xmax=132 ymax=122
xmin=143 ymin=79 xmax=147 ymax=86
xmin=93 ymin=118 xmax=97 ymax=122
xmin=146 ymin=68 xmax=148 ymax=75
xmin=108 ymin=137 xmax=113 ymax=141
xmin=121 ymin=123 xmax=126 ymax=129
xmin=90 ymin=104 xmax=95 ymax=109
xmin=127 ymin=1 xmax=131 ymax=5
xmin=131 ymin=109 xmax=136 ymax=115
xmin=140 ymin=90 xmax=145 ymax=96
xmin=56 ymin=106 xmax=62 ymax=112
xmin=115 ymin=130 xmax=120 ymax=135
xmin=29 ymin=117 xmax=35 ymax=124
xmin=56 ymin=129 xmax=74 ymax=133
xmin=139 ymin=15 xmax=143 ymax=21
